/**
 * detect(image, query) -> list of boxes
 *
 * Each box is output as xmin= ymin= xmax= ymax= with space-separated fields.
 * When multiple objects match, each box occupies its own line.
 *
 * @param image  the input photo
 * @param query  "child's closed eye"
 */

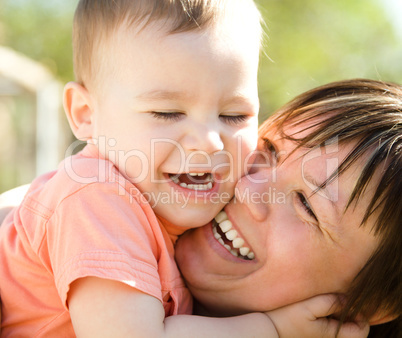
xmin=219 ymin=114 xmax=248 ymax=125
xmin=149 ymin=111 xmax=185 ymax=122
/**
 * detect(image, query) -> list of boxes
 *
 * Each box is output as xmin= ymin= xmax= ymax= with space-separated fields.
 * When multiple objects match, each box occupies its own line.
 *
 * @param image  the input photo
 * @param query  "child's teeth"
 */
xmin=187 ymin=184 xmax=209 ymax=191
xmin=171 ymin=173 xmax=213 ymax=191
xmin=213 ymin=210 xmax=255 ymax=260
xmin=188 ymin=172 xmax=206 ymax=176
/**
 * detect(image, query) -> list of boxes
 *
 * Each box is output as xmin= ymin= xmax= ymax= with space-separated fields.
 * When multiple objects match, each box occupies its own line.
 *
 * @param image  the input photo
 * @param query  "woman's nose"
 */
xmin=235 ymin=169 xmax=272 ymax=222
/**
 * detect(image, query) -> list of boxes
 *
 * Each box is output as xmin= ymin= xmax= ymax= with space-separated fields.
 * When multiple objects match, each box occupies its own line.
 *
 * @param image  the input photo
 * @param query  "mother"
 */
xmin=175 ymin=79 xmax=401 ymax=336
xmin=0 ymin=79 xmax=401 ymax=336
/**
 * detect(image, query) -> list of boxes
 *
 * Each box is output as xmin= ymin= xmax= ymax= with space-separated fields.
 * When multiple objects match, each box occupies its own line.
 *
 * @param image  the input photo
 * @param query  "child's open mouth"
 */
xmin=169 ymin=173 xmax=214 ymax=191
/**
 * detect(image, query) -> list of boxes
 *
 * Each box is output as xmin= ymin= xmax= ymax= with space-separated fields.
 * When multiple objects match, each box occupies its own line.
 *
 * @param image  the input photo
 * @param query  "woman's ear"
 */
xmin=63 ymin=82 xmax=95 ymax=140
xmin=369 ymin=312 xmax=399 ymax=326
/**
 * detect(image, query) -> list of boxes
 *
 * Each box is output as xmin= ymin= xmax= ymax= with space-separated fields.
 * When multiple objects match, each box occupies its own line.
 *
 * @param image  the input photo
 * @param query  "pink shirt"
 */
xmin=0 ymin=146 xmax=192 ymax=337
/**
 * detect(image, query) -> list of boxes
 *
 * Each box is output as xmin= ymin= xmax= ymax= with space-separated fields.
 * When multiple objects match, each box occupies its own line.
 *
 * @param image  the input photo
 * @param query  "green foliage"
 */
xmin=255 ymin=0 xmax=402 ymax=121
xmin=0 ymin=0 xmax=77 ymax=82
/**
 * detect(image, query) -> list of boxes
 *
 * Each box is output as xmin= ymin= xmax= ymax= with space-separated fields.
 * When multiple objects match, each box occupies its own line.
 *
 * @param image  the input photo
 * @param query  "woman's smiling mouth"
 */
xmin=169 ymin=173 xmax=214 ymax=191
xmin=212 ymin=210 xmax=255 ymax=260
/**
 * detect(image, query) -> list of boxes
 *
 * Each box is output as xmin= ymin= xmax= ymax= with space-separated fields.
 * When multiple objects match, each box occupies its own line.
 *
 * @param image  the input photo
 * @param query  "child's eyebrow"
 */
xmin=135 ymin=91 xmax=256 ymax=107
xmin=220 ymin=94 xmax=257 ymax=107
xmin=135 ymin=90 xmax=188 ymax=102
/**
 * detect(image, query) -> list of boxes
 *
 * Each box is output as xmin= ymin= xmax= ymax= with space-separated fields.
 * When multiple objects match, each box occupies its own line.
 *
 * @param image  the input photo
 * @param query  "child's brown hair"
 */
xmin=73 ymin=0 xmax=263 ymax=91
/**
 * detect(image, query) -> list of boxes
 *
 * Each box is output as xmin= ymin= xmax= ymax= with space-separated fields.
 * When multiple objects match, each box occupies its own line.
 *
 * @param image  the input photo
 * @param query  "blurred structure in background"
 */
xmin=0 ymin=46 xmax=67 ymax=192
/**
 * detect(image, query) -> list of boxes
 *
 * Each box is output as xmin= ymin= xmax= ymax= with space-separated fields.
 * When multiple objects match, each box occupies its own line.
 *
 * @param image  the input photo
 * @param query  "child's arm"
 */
xmin=68 ymin=277 xmax=276 ymax=337
xmin=69 ymin=277 xmax=369 ymax=337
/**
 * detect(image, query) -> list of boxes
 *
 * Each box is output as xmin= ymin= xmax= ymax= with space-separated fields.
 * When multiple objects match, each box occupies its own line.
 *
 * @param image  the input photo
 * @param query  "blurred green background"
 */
xmin=0 ymin=0 xmax=401 ymax=192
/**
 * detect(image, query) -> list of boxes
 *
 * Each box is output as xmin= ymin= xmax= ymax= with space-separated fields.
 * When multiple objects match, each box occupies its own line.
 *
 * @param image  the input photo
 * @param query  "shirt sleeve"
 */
xmin=44 ymin=181 xmax=163 ymax=309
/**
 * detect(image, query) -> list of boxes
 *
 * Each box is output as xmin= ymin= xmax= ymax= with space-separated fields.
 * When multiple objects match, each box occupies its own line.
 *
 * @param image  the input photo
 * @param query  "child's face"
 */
xmin=89 ymin=21 xmax=260 ymax=227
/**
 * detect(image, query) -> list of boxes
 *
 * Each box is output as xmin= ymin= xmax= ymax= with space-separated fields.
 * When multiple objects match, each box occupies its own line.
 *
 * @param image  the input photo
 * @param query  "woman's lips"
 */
xmin=212 ymin=210 xmax=255 ymax=260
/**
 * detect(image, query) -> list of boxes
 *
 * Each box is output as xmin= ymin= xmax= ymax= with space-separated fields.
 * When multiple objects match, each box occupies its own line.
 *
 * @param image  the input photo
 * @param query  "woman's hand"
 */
xmin=266 ymin=294 xmax=369 ymax=338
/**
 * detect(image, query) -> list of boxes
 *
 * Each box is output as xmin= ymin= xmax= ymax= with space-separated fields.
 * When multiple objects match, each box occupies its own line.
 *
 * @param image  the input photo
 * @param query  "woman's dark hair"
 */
xmin=259 ymin=79 xmax=401 ymax=336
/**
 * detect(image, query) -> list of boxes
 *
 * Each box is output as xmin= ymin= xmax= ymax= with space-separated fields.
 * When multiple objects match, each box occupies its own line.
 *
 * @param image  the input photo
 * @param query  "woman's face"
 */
xmin=175 ymin=123 xmax=381 ymax=316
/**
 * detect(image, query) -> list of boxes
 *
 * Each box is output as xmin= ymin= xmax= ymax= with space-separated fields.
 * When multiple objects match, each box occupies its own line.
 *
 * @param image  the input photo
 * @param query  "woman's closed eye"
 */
xmin=149 ymin=111 xmax=185 ymax=122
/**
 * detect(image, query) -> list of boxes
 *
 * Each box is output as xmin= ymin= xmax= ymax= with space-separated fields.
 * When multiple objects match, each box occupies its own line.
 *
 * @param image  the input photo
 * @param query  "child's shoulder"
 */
xmin=23 ymin=149 xmax=122 ymax=216
xmin=58 ymin=149 xmax=117 ymax=186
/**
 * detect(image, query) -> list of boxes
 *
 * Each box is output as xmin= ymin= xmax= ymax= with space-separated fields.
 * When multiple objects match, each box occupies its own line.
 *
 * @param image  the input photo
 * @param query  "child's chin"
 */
xmin=175 ymin=216 xmax=210 ymax=228
xmin=172 ymin=211 xmax=214 ymax=228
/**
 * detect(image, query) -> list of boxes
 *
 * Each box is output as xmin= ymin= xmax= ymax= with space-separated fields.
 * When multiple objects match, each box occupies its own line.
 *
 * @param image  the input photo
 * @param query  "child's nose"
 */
xmin=182 ymin=125 xmax=224 ymax=154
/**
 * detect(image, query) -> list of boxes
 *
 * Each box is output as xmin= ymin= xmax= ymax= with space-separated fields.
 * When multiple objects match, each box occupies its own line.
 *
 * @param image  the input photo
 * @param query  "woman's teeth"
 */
xmin=213 ymin=211 xmax=255 ymax=260
xmin=170 ymin=173 xmax=213 ymax=191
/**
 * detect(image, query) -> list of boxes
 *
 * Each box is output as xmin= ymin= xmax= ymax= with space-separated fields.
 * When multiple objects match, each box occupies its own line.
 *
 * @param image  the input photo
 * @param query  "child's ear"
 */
xmin=63 ymin=82 xmax=95 ymax=140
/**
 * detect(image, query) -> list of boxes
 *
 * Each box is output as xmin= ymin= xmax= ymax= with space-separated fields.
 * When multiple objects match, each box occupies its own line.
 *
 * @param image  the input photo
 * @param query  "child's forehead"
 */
xmin=79 ymin=1 xmax=263 ymax=97
xmin=101 ymin=13 xmax=262 ymax=65
xmin=101 ymin=1 xmax=262 ymax=45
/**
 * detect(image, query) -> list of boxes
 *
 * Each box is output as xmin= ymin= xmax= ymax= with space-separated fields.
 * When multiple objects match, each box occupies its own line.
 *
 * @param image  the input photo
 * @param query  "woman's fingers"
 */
xmin=266 ymin=294 xmax=369 ymax=338
xmin=303 ymin=294 xmax=370 ymax=338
